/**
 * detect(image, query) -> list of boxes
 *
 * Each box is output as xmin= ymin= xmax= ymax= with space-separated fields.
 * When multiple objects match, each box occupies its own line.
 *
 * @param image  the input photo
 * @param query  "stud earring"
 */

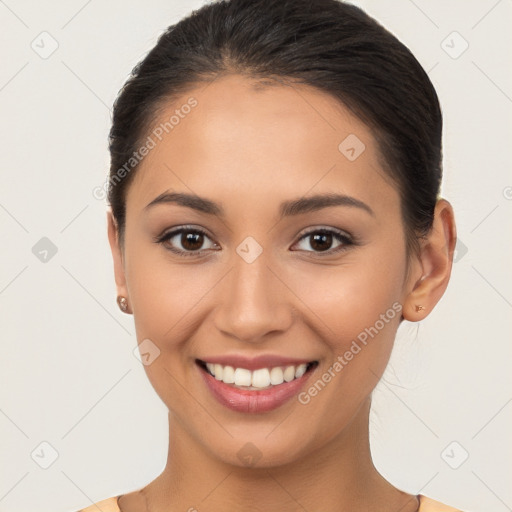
xmin=415 ymin=305 xmax=425 ymax=312
xmin=117 ymin=296 xmax=129 ymax=313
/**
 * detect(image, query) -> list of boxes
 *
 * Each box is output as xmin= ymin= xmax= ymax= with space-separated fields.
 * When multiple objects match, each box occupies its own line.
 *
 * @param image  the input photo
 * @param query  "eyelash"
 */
xmin=153 ymin=225 xmax=355 ymax=258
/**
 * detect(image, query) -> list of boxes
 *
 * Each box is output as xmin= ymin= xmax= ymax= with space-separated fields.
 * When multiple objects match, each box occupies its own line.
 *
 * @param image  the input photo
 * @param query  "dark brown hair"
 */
xmin=107 ymin=0 xmax=442 ymax=254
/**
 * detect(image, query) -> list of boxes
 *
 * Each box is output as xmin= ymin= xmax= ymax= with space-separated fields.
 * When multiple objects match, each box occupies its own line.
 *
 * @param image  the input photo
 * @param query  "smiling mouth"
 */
xmin=196 ymin=359 xmax=319 ymax=390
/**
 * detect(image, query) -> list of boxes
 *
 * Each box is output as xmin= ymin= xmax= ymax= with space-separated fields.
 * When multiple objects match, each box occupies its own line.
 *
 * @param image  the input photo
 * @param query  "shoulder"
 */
xmin=75 ymin=496 xmax=121 ymax=512
xmin=419 ymin=495 xmax=464 ymax=511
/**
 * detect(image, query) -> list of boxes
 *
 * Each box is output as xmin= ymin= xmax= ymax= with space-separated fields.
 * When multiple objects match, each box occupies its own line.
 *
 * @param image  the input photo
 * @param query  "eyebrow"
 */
xmin=144 ymin=191 xmax=375 ymax=218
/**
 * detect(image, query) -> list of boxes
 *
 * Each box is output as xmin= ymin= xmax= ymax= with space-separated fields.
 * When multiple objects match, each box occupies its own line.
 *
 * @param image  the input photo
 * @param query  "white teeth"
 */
xmin=269 ymin=367 xmax=284 ymax=385
xmin=295 ymin=364 xmax=307 ymax=378
xmin=204 ymin=361 xmax=314 ymax=388
xmin=283 ymin=365 xmax=295 ymax=382
xmin=234 ymin=368 xmax=252 ymax=386
xmin=251 ymin=368 xmax=270 ymax=388
xmin=214 ymin=364 xmax=224 ymax=381
xmin=222 ymin=365 xmax=235 ymax=384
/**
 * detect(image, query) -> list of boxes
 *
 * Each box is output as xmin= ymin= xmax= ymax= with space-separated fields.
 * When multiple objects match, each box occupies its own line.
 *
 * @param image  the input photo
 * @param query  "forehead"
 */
xmin=126 ymin=74 xmax=399 ymax=218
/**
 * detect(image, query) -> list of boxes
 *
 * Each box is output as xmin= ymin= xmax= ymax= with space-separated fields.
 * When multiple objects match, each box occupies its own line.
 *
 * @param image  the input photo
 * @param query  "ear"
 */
xmin=402 ymin=199 xmax=457 ymax=321
xmin=107 ymin=208 xmax=132 ymax=314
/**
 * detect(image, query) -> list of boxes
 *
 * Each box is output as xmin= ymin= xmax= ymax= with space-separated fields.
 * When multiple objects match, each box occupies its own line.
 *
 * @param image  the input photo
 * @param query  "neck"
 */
xmin=136 ymin=397 xmax=419 ymax=512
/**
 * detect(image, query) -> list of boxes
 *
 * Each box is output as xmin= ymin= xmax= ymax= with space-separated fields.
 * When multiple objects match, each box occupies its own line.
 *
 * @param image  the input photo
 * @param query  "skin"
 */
xmin=107 ymin=74 xmax=457 ymax=511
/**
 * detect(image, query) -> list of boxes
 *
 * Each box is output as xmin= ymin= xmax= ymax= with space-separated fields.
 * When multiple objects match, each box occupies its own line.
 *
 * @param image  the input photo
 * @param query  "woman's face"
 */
xmin=112 ymin=74 xmax=422 ymax=467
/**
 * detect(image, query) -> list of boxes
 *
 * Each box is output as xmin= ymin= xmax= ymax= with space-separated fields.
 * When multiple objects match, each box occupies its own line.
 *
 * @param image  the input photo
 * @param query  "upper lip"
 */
xmin=197 ymin=354 xmax=317 ymax=371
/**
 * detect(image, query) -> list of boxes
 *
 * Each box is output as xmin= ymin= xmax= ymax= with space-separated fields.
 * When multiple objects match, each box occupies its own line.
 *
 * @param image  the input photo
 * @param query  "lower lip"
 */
xmin=198 ymin=362 xmax=316 ymax=413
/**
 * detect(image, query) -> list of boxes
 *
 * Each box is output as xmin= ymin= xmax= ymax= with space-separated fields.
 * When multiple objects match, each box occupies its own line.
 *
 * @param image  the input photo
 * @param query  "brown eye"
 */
xmin=155 ymin=226 xmax=219 ymax=257
xmin=180 ymin=231 xmax=205 ymax=251
xmin=294 ymin=228 xmax=353 ymax=255
xmin=309 ymin=232 xmax=334 ymax=252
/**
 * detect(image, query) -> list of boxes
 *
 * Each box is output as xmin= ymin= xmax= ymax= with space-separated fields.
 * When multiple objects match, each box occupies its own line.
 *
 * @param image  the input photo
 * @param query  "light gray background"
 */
xmin=0 ymin=1 xmax=511 ymax=511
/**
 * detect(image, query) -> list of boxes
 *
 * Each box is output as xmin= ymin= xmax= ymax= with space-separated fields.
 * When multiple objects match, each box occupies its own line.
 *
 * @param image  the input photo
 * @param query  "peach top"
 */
xmin=76 ymin=494 xmax=463 ymax=511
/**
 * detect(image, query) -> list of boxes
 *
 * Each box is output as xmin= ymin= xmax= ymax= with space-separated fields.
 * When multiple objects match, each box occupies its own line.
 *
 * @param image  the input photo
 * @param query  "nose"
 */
xmin=212 ymin=249 xmax=294 ymax=343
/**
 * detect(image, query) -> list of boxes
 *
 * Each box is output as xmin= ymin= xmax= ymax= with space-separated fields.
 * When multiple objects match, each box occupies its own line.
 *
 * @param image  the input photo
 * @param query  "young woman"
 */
xmin=80 ymin=0 xmax=460 ymax=510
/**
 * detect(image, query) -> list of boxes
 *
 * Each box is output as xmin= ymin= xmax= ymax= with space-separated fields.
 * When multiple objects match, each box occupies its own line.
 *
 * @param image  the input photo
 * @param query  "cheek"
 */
xmin=289 ymin=242 xmax=406 ymax=431
xmin=289 ymin=253 xmax=405 ymax=346
xmin=124 ymin=248 xmax=209 ymax=411
xmin=124 ymin=236 xmax=215 ymax=343
xmin=292 ymin=269 xmax=403 ymax=442
xmin=288 ymin=248 xmax=405 ymax=407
